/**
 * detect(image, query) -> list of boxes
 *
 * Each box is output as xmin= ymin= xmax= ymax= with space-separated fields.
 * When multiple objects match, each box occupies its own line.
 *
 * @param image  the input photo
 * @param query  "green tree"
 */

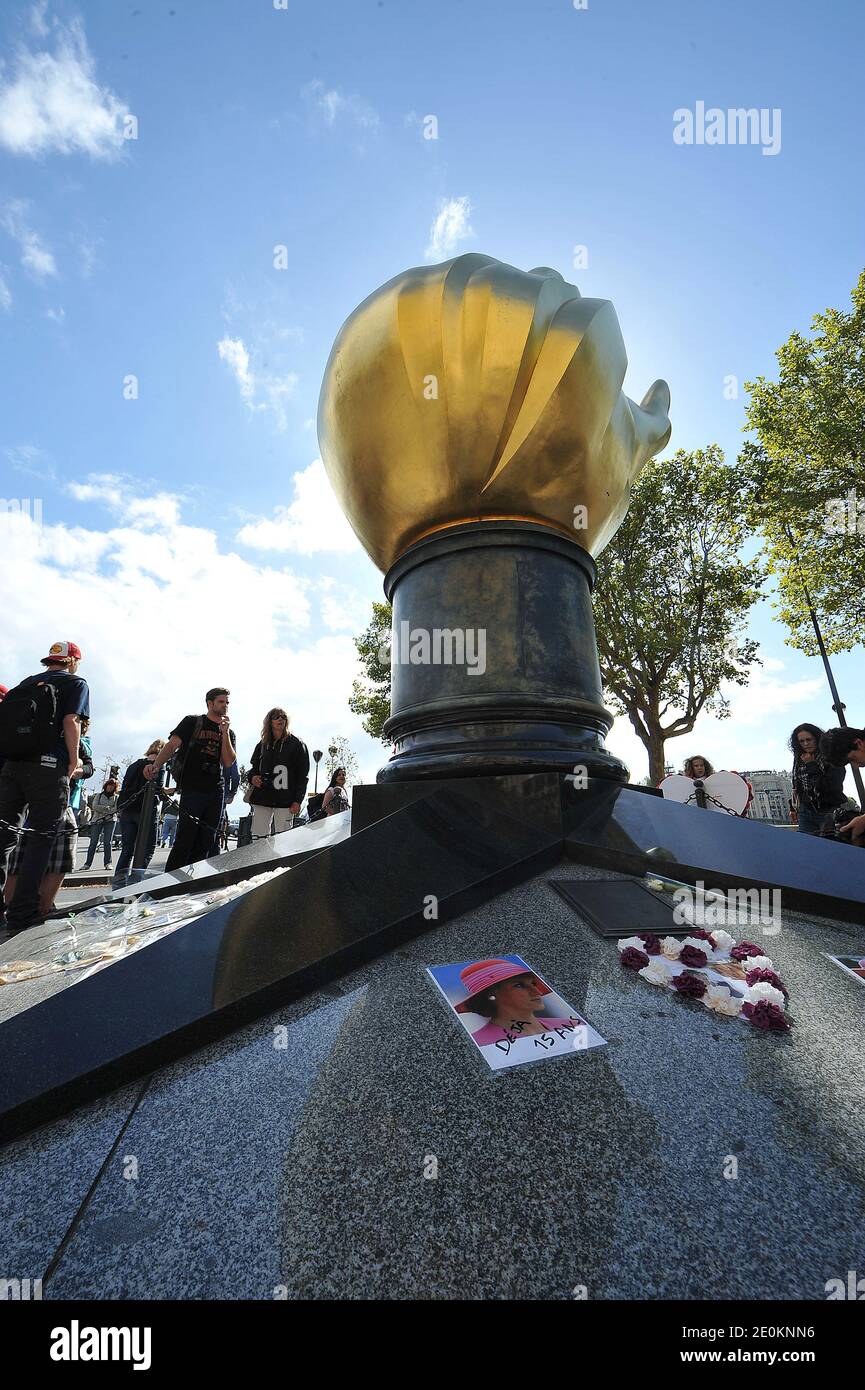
xmin=740 ymin=269 xmax=865 ymax=653
xmin=325 ymin=735 xmax=359 ymax=788
xmin=349 ymin=600 xmax=392 ymax=742
xmin=593 ymin=446 xmax=764 ymax=785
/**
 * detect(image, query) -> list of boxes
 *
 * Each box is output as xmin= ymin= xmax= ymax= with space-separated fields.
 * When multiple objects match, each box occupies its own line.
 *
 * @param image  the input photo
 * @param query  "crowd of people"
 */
xmin=675 ymin=722 xmax=865 ymax=843
xmin=1 ymin=641 xmax=863 ymax=941
xmin=0 ymin=642 xmax=352 ymax=939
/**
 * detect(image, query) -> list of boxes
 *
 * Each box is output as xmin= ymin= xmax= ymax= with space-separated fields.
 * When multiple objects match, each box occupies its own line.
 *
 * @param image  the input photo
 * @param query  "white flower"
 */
xmin=710 ymin=929 xmax=735 ymax=955
xmin=639 ymin=959 xmax=670 ymax=988
xmin=617 ymin=935 xmax=648 ymax=954
xmin=743 ymin=981 xmax=785 ymax=1010
xmin=703 ymin=984 xmax=742 ymax=1017
xmin=660 ymin=936 xmax=683 ymax=959
xmin=747 ymin=955 xmax=774 ymax=972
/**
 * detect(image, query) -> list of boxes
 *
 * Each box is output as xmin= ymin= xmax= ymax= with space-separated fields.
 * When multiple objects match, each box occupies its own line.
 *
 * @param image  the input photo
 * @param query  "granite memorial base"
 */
xmin=1 ymin=770 xmax=864 ymax=1301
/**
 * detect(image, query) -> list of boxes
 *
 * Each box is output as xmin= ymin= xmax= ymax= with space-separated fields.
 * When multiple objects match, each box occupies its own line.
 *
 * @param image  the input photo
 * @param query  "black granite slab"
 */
xmin=563 ymin=779 xmax=865 ymax=924
xmin=0 ymin=775 xmax=563 ymax=1143
xmin=57 ymin=811 xmax=351 ymax=916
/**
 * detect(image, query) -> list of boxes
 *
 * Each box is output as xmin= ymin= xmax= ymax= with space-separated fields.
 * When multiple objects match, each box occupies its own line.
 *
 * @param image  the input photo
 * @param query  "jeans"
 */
xmin=250 ymin=805 xmax=295 ymax=838
xmin=112 ymin=813 xmax=159 ymax=890
xmin=85 ymin=817 xmax=115 ymax=867
xmin=0 ymin=759 xmax=69 ymax=931
xmin=161 ymin=814 xmax=178 ymax=847
xmin=166 ymin=787 xmax=224 ymax=872
xmin=797 ymin=805 xmax=831 ymax=836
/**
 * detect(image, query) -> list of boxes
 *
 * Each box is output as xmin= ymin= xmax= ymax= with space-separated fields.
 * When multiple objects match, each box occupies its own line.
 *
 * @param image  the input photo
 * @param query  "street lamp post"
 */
xmin=312 ymin=749 xmax=323 ymax=794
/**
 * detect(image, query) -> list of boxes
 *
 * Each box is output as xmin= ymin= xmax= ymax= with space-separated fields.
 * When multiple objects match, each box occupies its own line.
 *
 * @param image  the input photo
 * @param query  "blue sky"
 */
xmin=0 ymin=0 xmax=862 ymax=787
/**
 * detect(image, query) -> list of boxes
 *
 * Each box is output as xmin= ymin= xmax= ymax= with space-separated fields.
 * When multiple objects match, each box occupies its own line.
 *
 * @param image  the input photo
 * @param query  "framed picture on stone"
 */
xmin=826 ymin=954 xmax=865 ymax=986
xmin=426 ymin=954 xmax=606 ymax=1071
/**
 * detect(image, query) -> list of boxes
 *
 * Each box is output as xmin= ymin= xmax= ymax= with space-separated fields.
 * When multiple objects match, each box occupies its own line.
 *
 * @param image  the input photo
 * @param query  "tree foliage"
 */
xmin=593 ymin=446 xmax=764 ymax=784
xmin=740 ymin=269 xmax=865 ymax=653
xmin=325 ymin=734 xmax=359 ymax=788
xmin=349 ymin=600 xmax=392 ymax=742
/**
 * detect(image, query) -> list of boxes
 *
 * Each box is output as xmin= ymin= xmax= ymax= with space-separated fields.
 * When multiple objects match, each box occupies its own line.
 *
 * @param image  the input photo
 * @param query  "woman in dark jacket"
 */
xmin=249 ymin=708 xmax=310 ymax=838
xmin=113 ymin=740 xmax=166 ymax=889
xmin=789 ymin=723 xmax=846 ymax=836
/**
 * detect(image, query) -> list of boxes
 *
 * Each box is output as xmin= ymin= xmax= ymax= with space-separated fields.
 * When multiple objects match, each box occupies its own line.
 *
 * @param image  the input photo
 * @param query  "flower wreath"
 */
xmin=616 ymin=930 xmax=790 ymax=1032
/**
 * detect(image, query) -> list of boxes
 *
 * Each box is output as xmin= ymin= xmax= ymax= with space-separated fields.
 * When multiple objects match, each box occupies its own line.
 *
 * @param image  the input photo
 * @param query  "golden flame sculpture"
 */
xmin=318 ymin=252 xmax=671 ymax=573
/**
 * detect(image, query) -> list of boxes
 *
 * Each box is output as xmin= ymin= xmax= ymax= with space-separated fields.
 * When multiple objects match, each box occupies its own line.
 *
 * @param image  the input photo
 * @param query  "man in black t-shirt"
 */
xmin=145 ymin=687 xmax=237 ymax=871
xmin=0 ymin=641 xmax=90 ymax=936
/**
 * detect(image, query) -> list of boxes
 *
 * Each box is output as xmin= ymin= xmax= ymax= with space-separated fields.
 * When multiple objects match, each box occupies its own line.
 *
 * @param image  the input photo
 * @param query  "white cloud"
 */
xmin=236 ymin=459 xmax=360 ymax=556
xmin=217 ymin=334 xmax=298 ymax=429
xmin=426 ymin=196 xmax=475 ymax=260
xmin=0 ymin=13 xmax=131 ymax=159
xmin=0 ymin=490 xmax=383 ymax=785
xmin=217 ymin=336 xmax=255 ymax=399
xmin=75 ymin=233 xmax=99 ymax=278
xmin=44 ymin=304 xmax=64 ymax=322
xmin=4 ymin=442 xmax=54 ymax=481
xmin=303 ymin=80 xmax=379 ymax=130
xmin=67 ymin=473 xmax=126 ymax=510
xmin=0 ymin=269 xmax=11 ymax=311
xmin=1 ymin=199 xmax=57 ymax=279
xmin=30 ymin=2 xmax=50 ymax=39
xmin=318 ymin=578 xmax=374 ymax=634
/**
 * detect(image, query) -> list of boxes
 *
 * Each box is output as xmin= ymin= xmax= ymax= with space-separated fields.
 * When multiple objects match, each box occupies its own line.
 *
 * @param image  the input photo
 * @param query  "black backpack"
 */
xmin=0 ymin=677 xmax=60 ymax=759
xmin=167 ymin=716 xmax=203 ymax=788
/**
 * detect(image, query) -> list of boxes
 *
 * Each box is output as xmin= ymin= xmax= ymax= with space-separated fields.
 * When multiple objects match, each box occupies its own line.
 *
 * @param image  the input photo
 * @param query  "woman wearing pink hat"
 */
xmin=455 ymin=958 xmax=579 ymax=1046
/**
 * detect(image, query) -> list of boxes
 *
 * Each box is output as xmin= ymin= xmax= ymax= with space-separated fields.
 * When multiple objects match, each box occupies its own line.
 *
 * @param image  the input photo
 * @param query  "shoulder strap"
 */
xmin=176 ymin=715 xmax=205 ymax=783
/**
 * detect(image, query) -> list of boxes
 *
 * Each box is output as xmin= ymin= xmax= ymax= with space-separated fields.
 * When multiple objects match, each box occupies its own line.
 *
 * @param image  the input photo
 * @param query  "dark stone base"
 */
xmin=3 ymin=771 xmax=864 ymax=1144
xmin=379 ymin=522 xmax=627 ymax=783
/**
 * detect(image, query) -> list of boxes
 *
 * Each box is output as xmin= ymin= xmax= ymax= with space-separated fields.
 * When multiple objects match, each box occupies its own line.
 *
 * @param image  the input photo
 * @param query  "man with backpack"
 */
xmin=143 ymin=687 xmax=236 ymax=871
xmin=0 ymin=641 xmax=90 ymax=936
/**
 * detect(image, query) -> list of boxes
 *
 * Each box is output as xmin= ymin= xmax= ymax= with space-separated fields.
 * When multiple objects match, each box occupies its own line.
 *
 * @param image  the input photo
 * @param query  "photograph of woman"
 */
xmin=428 ymin=955 xmax=606 ymax=1070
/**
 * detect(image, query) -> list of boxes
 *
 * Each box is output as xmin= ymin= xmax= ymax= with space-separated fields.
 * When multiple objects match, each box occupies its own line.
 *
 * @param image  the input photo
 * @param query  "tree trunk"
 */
xmin=642 ymin=725 xmax=667 ymax=787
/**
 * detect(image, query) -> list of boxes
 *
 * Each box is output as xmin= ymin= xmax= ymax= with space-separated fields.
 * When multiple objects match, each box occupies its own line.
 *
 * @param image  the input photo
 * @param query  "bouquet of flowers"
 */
xmin=615 ymin=929 xmax=790 ymax=1032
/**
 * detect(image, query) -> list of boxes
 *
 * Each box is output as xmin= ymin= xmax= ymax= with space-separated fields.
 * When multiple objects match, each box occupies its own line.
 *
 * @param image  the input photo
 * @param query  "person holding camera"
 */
xmin=144 ymin=687 xmax=237 ymax=871
xmin=819 ymin=727 xmax=865 ymax=844
xmin=248 ymin=708 xmax=309 ymax=838
xmin=789 ymin=723 xmax=847 ymax=836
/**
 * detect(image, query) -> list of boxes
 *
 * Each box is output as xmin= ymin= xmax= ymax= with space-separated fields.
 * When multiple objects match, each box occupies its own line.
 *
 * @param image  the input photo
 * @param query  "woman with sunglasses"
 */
xmin=248 ymin=708 xmax=310 ymax=838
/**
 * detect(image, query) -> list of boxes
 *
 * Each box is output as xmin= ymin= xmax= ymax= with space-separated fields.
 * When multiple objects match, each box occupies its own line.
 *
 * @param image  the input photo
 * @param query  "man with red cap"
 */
xmin=0 ymin=642 xmax=90 ymax=937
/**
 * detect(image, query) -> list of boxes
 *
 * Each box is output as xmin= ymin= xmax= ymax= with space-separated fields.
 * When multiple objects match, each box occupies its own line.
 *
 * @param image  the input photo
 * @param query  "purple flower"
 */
xmin=742 ymin=1000 xmax=791 ymax=1033
xmin=637 ymin=933 xmax=662 ymax=956
xmin=620 ymin=947 xmax=650 ymax=971
xmin=731 ymin=941 xmax=764 ymax=962
xmin=672 ymin=970 xmax=707 ymax=999
xmin=745 ymin=967 xmax=789 ymax=999
xmin=680 ymin=944 xmax=708 ymax=968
